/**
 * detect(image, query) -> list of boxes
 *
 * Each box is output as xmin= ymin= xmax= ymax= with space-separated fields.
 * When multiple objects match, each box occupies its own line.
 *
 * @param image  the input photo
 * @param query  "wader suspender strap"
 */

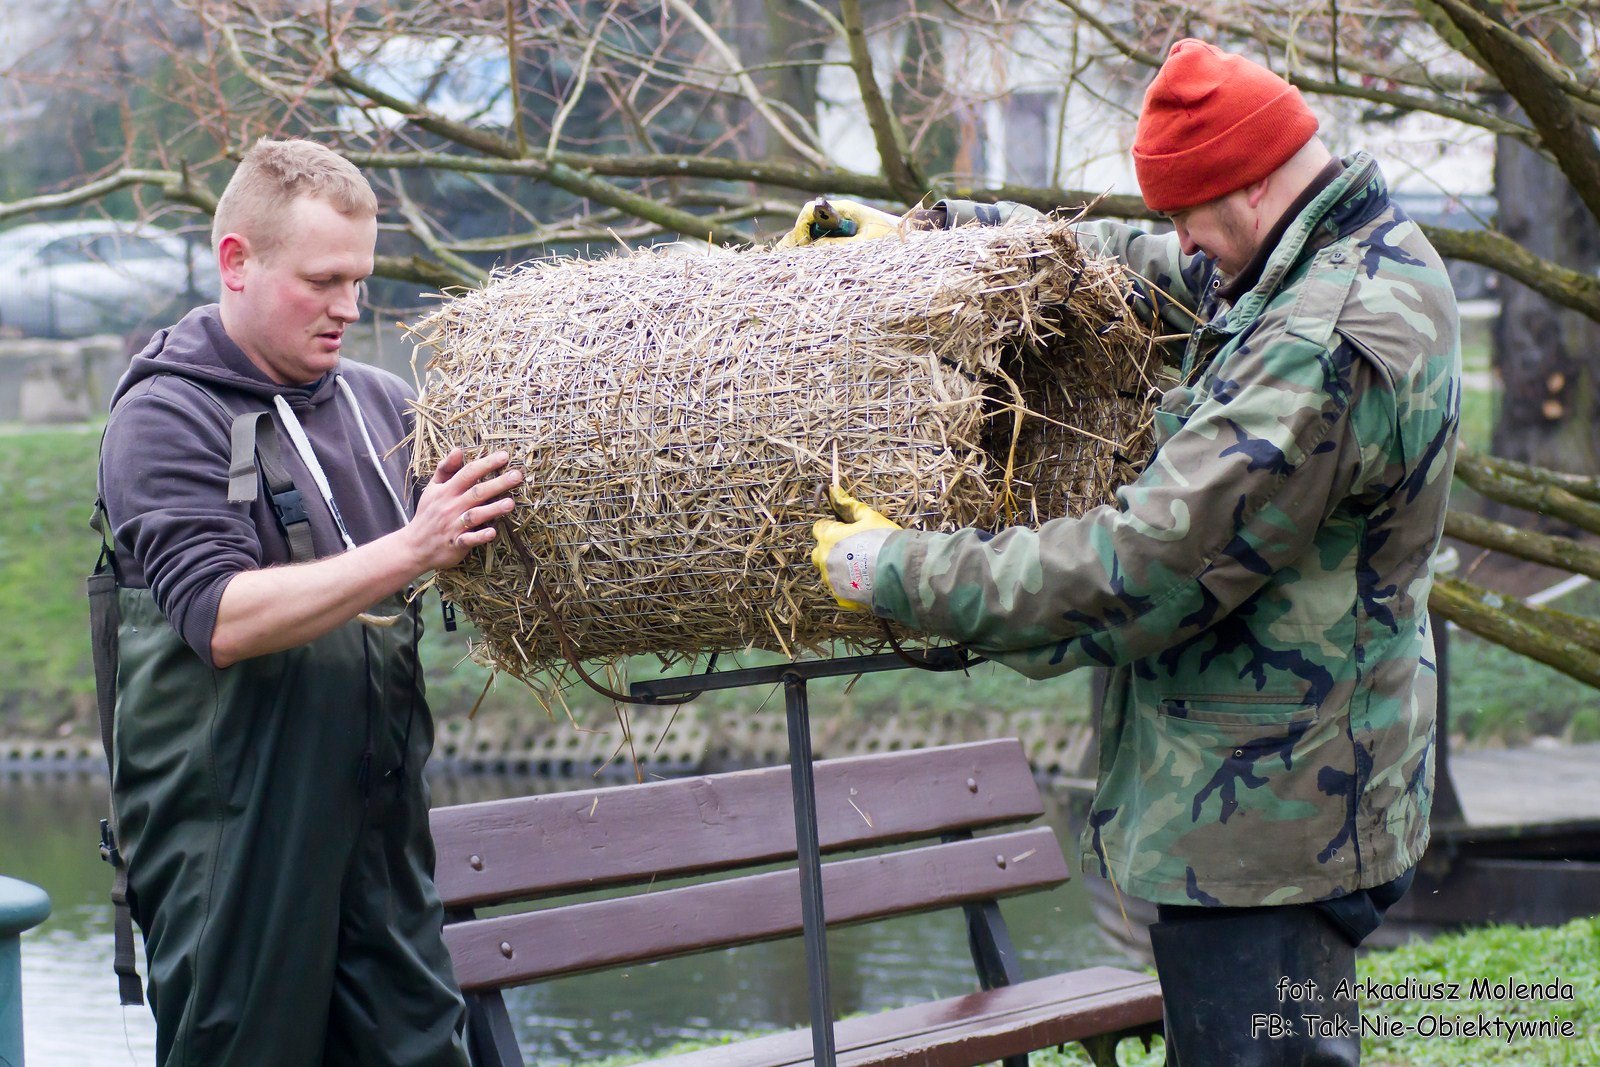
xmin=86 ymin=409 xmax=314 ymax=1006
xmin=87 ymin=498 xmax=144 ymax=1006
xmin=229 ymin=411 xmax=317 ymax=565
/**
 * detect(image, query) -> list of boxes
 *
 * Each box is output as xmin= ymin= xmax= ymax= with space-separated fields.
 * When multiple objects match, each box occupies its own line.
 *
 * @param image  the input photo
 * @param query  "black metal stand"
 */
xmin=630 ymin=647 xmax=981 ymax=1067
xmin=1429 ymin=608 xmax=1466 ymax=825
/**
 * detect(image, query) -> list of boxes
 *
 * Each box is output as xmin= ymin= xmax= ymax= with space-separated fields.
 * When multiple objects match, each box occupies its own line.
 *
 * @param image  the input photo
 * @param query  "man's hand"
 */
xmin=776 ymin=198 xmax=907 ymax=248
xmin=811 ymin=486 xmax=901 ymax=612
xmin=212 ymin=447 xmax=524 ymax=667
xmin=407 ymin=448 xmax=524 ymax=571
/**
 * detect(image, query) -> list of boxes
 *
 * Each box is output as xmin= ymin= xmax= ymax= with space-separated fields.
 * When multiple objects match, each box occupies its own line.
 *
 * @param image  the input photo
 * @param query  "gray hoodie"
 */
xmin=100 ymin=305 xmax=417 ymax=666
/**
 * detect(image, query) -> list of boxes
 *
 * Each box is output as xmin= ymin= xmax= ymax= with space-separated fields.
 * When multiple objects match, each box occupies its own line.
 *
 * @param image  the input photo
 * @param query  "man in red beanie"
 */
xmin=791 ymin=38 xmax=1460 ymax=1067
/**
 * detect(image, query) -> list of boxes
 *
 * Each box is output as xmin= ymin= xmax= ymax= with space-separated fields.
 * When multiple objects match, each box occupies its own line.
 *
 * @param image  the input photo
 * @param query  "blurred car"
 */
xmin=0 ymin=220 xmax=219 ymax=339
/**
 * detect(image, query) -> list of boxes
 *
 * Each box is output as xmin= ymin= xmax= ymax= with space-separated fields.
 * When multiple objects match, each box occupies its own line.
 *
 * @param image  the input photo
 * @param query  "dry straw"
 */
xmin=409 ymin=219 xmax=1162 ymax=689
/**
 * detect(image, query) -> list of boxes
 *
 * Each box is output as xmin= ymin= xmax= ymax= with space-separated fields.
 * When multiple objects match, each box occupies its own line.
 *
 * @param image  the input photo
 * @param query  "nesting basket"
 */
xmin=409 ymin=220 xmax=1161 ymax=686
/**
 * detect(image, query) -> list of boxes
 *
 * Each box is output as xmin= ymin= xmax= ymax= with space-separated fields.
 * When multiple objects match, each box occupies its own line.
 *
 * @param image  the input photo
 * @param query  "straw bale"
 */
xmin=409 ymin=219 xmax=1162 ymax=686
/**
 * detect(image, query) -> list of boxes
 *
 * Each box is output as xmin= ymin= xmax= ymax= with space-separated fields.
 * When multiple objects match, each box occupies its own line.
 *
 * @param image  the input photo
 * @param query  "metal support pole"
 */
xmin=1431 ymin=608 xmax=1466 ymax=825
xmin=631 ymin=647 xmax=978 ymax=1067
xmin=0 ymin=876 xmax=52 ymax=1067
xmin=783 ymin=672 xmax=837 ymax=1067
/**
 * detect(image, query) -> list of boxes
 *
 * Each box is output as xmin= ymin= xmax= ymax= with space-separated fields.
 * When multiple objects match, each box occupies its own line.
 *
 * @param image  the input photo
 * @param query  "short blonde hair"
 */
xmin=212 ymin=139 xmax=378 ymax=257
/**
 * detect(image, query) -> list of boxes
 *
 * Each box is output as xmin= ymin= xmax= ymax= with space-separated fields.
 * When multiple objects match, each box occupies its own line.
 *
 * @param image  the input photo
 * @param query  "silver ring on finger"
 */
xmin=460 ymin=510 xmax=473 ymax=528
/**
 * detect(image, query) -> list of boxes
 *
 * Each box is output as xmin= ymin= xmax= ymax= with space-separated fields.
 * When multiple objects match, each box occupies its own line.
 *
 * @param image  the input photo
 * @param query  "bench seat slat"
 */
xmin=446 ymin=826 xmax=1067 ymax=991
xmin=431 ymin=739 xmax=1043 ymax=908
xmin=638 ymin=967 xmax=1163 ymax=1067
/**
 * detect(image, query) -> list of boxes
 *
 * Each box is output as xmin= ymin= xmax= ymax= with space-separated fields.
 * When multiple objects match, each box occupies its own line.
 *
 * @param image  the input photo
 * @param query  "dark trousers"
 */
xmin=1150 ymin=870 xmax=1415 ymax=1066
xmin=115 ymin=591 xmax=468 ymax=1067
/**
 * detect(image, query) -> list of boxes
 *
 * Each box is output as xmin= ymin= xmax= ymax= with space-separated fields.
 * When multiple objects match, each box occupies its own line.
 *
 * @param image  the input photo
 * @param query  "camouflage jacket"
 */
xmin=874 ymin=153 xmax=1460 ymax=906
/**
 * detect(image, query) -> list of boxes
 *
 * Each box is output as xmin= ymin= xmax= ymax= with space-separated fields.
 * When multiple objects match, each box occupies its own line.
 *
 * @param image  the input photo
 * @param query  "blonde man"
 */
xmin=95 ymin=139 xmax=515 ymax=1066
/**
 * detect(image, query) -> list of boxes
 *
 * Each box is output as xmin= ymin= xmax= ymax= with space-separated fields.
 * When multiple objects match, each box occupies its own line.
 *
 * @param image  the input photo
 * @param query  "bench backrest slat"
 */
xmin=444 ymin=825 xmax=1067 ymax=991
xmin=431 ymin=739 xmax=1043 ymax=908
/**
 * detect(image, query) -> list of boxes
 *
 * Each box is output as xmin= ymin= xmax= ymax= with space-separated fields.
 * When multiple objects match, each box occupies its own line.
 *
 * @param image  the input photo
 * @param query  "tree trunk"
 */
xmin=729 ymin=0 xmax=826 ymax=163
xmin=889 ymin=14 xmax=962 ymax=184
xmin=1491 ymin=113 xmax=1600 ymax=477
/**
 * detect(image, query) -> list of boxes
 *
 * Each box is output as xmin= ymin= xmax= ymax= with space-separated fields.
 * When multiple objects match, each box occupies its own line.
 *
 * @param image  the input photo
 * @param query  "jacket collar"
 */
xmin=1221 ymin=152 xmax=1384 ymax=322
xmin=1216 ymin=158 xmax=1344 ymax=303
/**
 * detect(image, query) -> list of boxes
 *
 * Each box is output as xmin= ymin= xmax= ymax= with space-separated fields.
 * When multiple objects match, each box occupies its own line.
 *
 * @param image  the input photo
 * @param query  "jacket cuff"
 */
xmin=871 ymin=529 xmax=927 ymax=628
xmin=937 ymin=199 xmax=1046 ymax=228
xmin=182 ymin=571 xmax=236 ymax=670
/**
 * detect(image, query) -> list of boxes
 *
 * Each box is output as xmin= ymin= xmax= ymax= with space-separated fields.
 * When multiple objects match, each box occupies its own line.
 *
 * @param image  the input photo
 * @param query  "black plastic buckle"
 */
xmin=270 ymin=487 xmax=309 ymax=526
xmin=99 ymin=818 xmax=122 ymax=867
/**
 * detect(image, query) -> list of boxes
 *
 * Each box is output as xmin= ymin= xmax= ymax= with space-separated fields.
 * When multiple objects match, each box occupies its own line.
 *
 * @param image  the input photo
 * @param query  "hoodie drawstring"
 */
xmin=273 ymin=382 xmax=413 ymax=630
xmin=336 ymin=374 xmax=411 ymax=527
xmin=273 ymin=394 xmax=359 ymax=552
xmin=270 ymin=377 xmax=411 ymax=550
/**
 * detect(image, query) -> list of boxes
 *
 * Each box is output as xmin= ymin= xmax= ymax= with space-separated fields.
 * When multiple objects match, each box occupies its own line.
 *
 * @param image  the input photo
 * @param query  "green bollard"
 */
xmin=0 ymin=877 xmax=51 ymax=1067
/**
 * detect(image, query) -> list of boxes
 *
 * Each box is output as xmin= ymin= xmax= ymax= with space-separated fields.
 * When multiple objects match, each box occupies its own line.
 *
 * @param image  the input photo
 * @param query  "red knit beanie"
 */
xmin=1133 ymin=39 xmax=1319 ymax=213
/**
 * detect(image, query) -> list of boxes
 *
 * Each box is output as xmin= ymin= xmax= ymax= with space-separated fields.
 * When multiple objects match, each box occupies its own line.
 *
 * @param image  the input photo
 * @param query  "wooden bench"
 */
xmin=431 ymin=738 xmax=1163 ymax=1067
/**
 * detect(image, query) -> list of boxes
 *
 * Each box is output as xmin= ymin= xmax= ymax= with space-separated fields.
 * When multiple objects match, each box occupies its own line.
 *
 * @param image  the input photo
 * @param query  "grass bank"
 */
xmin=0 ymin=424 xmax=104 ymax=732
xmin=1079 ymin=915 xmax=1600 ymax=1066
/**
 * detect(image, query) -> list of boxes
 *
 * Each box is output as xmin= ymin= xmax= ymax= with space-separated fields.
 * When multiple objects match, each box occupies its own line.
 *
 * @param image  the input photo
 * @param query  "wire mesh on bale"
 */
xmin=409 ymin=219 xmax=1163 ymax=689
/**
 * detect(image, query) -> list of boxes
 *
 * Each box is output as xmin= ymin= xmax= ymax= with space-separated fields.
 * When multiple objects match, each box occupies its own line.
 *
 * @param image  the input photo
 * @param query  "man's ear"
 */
xmin=217 ymin=233 xmax=250 ymax=293
xmin=1244 ymin=176 xmax=1272 ymax=210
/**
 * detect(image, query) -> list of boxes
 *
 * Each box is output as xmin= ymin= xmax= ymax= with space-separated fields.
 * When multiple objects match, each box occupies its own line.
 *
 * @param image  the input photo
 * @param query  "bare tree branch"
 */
xmin=373 ymin=252 xmax=476 ymax=291
xmin=1431 ymin=574 xmax=1600 ymax=689
xmin=1425 ymin=224 xmax=1600 ymax=320
xmin=543 ymin=0 xmax=616 ymax=160
xmin=390 ymin=173 xmax=489 ymax=287
xmin=343 ymin=147 xmax=891 ymax=199
xmin=839 ymin=0 xmax=926 ymax=201
xmin=0 ymin=167 xmax=217 ymax=221
xmin=1429 ymin=0 xmax=1600 ymax=224
xmin=1053 ymin=0 xmax=1536 ymax=142
xmin=661 ymin=0 xmax=828 ymax=166
xmin=1416 ymin=0 xmax=1600 ymax=110
xmin=1445 ymin=507 xmax=1600 ymax=579
xmin=504 ymin=0 xmax=529 ymax=155
xmin=327 ymin=65 xmax=520 ymax=160
xmin=325 ymin=66 xmax=757 ymax=246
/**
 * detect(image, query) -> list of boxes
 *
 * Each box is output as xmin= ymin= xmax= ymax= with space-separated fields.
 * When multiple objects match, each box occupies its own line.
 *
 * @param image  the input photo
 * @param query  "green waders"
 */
xmin=112 ymin=587 xmax=469 ymax=1067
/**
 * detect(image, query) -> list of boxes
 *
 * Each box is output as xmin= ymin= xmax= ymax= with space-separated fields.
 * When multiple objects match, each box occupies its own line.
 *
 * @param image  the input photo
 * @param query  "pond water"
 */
xmin=2 ymin=770 xmax=1137 ymax=1067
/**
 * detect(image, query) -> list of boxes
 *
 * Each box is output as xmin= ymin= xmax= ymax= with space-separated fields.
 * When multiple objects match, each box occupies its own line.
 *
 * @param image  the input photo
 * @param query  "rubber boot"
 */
xmin=1149 ymin=905 xmax=1360 ymax=1066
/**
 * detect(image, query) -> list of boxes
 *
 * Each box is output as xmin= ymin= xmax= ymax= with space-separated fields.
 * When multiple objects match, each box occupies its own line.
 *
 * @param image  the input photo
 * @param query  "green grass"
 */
xmin=1458 ymin=386 xmax=1496 ymax=455
xmin=1447 ymin=583 xmax=1600 ymax=744
xmin=579 ymin=918 xmax=1600 ymax=1067
xmin=1358 ymin=917 xmax=1600 ymax=1066
xmin=1457 ymin=311 xmax=1495 ymax=455
xmin=1460 ymin=312 xmax=1491 ymax=377
xmin=0 ymin=424 xmax=104 ymax=733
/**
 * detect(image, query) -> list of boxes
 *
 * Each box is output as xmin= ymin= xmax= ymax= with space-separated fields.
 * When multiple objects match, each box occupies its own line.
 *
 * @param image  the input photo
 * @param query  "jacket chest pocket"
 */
xmin=1180 ymin=320 xmax=1229 ymax=377
xmin=1158 ymin=325 xmax=1233 ymax=446
xmin=1153 ymin=349 xmax=1223 ymax=446
xmin=1153 ymin=384 xmax=1200 ymax=447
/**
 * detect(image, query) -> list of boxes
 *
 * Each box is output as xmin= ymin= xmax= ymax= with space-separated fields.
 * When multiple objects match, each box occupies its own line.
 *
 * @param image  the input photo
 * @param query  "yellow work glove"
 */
xmin=775 ymin=198 xmax=905 ymax=248
xmin=810 ymin=486 xmax=901 ymax=612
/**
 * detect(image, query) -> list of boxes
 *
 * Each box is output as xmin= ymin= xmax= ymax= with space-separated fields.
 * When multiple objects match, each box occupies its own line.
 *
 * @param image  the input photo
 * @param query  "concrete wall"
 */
xmin=0 ymin=318 xmax=422 ymax=424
